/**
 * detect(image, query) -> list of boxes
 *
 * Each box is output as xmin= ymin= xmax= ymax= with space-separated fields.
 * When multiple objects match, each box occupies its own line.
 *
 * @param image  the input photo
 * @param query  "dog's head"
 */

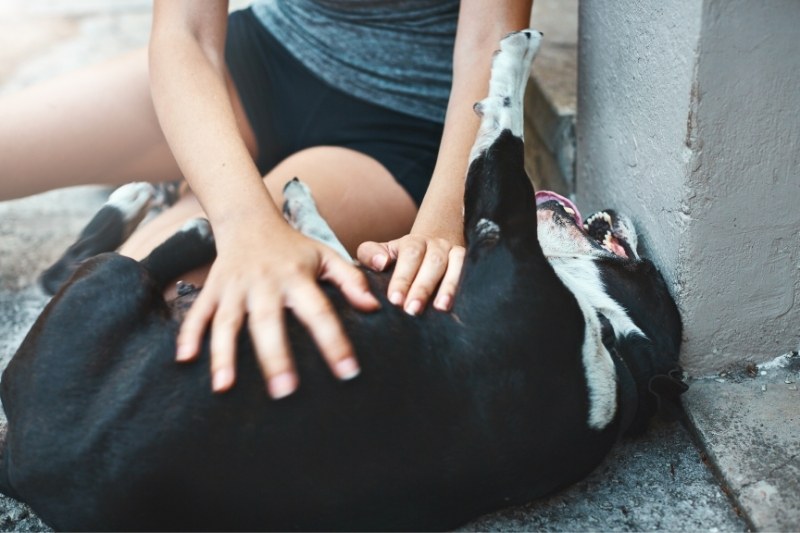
xmin=535 ymin=191 xmax=686 ymax=435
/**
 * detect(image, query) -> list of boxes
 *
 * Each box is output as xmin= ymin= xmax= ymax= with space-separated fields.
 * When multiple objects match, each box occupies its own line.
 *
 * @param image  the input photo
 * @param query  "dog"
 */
xmin=0 ymin=30 xmax=686 ymax=531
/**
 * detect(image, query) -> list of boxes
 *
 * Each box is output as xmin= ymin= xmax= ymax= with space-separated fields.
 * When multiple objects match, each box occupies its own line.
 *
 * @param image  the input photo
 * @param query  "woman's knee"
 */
xmin=262 ymin=146 xmax=418 ymax=253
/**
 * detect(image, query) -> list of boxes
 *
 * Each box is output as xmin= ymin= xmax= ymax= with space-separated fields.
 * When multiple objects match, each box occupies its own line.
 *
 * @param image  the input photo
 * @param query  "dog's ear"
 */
xmin=648 ymin=368 xmax=689 ymax=421
xmin=615 ymin=334 xmax=688 ymax=436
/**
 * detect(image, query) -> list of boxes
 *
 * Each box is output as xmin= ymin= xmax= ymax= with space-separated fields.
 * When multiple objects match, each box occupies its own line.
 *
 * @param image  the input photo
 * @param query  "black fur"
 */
xmin=38 ymin=205 xmax=128 ymax=294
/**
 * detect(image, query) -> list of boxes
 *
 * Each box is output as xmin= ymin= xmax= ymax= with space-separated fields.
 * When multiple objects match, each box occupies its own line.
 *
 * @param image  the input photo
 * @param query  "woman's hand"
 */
xmin=176 ymin=224 xmax=380 ymax=398
xmin=356 ymin=2 xmax=534 ymax=317
xmin=357 ymin=234 xmax=465 ymax=315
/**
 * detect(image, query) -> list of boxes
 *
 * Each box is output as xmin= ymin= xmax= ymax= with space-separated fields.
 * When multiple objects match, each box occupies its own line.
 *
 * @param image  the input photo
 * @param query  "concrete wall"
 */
xmin=577 ymin=0 xmax=800 ymax=374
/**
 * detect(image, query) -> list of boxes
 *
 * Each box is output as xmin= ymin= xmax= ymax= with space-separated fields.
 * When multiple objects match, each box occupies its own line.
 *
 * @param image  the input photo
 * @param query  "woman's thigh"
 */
xmin=119 ymin=145 xmax=418 ymax=287
xmin=0 ymin=47 xmax=256 ymax=200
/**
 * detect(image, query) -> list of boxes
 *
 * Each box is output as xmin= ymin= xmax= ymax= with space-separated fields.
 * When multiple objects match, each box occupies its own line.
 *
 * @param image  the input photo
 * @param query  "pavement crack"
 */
xmin=739 ymin=453 xmax=799 ymax=490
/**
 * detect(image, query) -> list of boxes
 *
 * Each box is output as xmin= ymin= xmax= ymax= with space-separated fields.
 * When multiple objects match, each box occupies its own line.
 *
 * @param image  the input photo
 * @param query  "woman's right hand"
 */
xmin=151 ymin=0 xmax=381 ymax=398
xmin=175 ymin=223 xmax=380 ymax=398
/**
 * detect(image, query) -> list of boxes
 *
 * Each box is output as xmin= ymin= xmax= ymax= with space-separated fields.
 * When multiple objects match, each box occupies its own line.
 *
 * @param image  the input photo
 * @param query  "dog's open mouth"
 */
xmin=535 ymin=191 xmax=633 ymax=259
xmin=582 ymin=210 xmax=631 ymax=258
xmin=535 ymin=191 xmax=582 ymax=227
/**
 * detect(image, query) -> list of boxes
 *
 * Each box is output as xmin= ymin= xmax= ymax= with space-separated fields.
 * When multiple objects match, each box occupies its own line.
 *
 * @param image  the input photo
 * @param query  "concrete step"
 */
xmin=684 ymin=355 xmax=800 ymax=532
xmin=525 ymin=0 xmax=578 ymax=197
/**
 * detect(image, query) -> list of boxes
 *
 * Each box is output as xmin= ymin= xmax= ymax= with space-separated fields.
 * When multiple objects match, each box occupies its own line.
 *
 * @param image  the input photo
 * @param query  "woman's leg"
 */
xmin=119 ymin=145 xmax=418 ymax=290
xmin=0 ymin=47 xmax=256 ymax=200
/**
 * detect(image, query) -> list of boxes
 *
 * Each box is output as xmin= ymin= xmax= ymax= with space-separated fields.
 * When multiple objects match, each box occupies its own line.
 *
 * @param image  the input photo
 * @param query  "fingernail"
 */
xmin=371 ymin=254 xmax=387 ymax=270
xmin=269 ymin=372 xmax=298 ymax=399
xmin=334 ymin=358 xmax=361 ymax=380
xmin=389 ymin=291 xmax=404 ymax=306
xmin=212 ymin=368 xmax=234 ymax=392
xmin=176 ymin=343 xmax=194 ymax=362
xmin=405 ymin=299 xmax=422 ymax=316
xmin=434 ymin=294 xmax=451 ymax=311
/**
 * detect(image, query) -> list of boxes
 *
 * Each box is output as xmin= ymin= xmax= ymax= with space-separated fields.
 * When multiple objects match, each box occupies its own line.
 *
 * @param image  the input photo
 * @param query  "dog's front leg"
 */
xmin=139 ymin=218 xmax=217 ymax=289
xmin=463 ymin=31 xmax=542 ymax=252
xmin=39 ymin=182 xmax=161 ymax=294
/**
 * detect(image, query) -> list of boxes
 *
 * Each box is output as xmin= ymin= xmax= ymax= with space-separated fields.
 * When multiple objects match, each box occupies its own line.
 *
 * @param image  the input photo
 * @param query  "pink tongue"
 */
xmin=607 ymin=238 xmax=628 ymax=258
xmin=535 ymin=191 xmax=582 ymax=226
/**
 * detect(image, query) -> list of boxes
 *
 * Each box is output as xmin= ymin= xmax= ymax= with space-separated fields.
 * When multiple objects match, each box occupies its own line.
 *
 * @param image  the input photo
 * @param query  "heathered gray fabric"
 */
xmin=251 ymin=0 xmax=459 ymax=123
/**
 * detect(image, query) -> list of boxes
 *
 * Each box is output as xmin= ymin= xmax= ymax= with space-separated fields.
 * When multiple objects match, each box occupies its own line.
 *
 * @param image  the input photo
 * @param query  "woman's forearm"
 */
xmin=413 ymin=0 xmax=533 ymax=244
xmin=149 ymin=0 xmax=282 ymax=246
xmin=357 ymin=1 xmax=533 ymax=314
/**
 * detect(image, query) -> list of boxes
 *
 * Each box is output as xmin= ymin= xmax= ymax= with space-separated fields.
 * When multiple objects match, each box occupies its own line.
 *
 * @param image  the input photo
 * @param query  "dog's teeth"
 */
xmin=563 ymin=206 xmax=575 ymax=216
xmin=602 ymin=212 xmax=612 ymax=224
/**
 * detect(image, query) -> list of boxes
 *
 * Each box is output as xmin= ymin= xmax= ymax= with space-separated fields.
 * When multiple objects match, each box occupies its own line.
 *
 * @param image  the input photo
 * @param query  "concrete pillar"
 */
xmin=576 ymin=0 xmax=800 ymax=374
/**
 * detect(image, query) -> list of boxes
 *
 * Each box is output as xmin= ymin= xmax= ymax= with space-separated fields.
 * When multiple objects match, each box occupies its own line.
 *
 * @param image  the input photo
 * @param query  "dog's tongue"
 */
xmin=535 ymin=191 xmax=582 ymax=226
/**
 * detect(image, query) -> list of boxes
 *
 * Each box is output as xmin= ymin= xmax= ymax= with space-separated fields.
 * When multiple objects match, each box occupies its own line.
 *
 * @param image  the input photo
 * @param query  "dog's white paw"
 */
xmin=107 ymin=182 xmax=157 ymax=223
xmin=469 ymin=29 xmax=542 ymax=163
xmin=499 ymin=30 xmax=542 ymax=56
xmin=180 ymin=218 xmax=213 ymax=242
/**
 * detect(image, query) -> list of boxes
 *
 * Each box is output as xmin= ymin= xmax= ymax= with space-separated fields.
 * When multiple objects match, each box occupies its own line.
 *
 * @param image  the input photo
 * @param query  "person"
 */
xmin=0 ymin=0 xmax=533 ymax=399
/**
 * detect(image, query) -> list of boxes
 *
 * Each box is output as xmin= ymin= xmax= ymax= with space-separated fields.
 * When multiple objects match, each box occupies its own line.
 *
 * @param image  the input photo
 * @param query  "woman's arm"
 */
xmin=357 ymin=0 xmax=533 ymax=314
xmin=150 ymin=0 xmax=379 ymax=397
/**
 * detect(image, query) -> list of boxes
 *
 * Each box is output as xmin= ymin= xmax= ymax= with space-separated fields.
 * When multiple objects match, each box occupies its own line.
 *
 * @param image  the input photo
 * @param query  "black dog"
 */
xmin=0 ymin=31 xmax=686 ymax=531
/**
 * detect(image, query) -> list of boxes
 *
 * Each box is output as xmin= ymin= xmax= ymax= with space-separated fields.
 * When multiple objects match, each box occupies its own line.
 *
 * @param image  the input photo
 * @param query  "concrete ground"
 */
xmin=0 ymin=1 xmax=795 ymax=531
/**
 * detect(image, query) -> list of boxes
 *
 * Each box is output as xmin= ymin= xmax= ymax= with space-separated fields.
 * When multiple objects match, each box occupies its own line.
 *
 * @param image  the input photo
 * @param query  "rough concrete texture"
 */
xmin=576 ymin=0 xmax=701 ymax=290
xmin=576 ymin=0 xmax=800 ymax=375
xmin=680 ymin=0 xmax=800 ymax=372
xmin=463 ymin=420 xmax=746 ymax=532
xmin=684 ymin=352 xmax=800 ymax=532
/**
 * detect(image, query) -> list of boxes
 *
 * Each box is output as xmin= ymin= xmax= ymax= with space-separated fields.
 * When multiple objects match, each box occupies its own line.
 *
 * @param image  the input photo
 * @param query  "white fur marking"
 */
xmin=180 ymin=218 xmax=212 ymax=240
xmin=476 ymin=218 xmax=501 ymax=240
xmin=283 ymin=180 xmax=352 ymax=262
xmin=468 ymin=31 xmax=542 ymax=164
xmin=107 ymin=182 xmax=156 ymax=224
xmin=547 ymin=255 xmax=645 ymax=429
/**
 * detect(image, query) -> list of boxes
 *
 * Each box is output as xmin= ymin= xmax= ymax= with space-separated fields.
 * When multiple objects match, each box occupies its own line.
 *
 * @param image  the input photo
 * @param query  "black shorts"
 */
xmin=225 ymin=7 xmax=445 ymax=205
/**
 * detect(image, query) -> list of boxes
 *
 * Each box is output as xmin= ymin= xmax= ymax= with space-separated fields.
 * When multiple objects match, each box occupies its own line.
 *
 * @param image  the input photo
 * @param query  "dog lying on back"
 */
xmin=0 ymin=31 xmax=686 ymax=531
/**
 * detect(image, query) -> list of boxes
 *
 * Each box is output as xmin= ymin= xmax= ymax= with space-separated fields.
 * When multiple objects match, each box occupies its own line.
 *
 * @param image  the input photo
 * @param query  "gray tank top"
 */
xmin=251 ymin=0 xmax=459 ymax=123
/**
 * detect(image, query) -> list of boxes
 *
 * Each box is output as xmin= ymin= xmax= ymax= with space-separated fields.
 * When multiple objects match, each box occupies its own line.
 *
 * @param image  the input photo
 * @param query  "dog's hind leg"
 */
xmin=39 ymin=182 xmax=158 ymax=294
xmin=282 ymin=177 xmax=353 ymax=262
xmin=463 ymin=31 xmax=542 ymax=250
xmin=139 ymin=218 xmax=217 ymax=290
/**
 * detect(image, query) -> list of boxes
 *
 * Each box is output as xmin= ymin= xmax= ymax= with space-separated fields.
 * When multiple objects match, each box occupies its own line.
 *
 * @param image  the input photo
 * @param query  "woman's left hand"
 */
xmin=357 ymin=234 xmax=465 ymax=315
